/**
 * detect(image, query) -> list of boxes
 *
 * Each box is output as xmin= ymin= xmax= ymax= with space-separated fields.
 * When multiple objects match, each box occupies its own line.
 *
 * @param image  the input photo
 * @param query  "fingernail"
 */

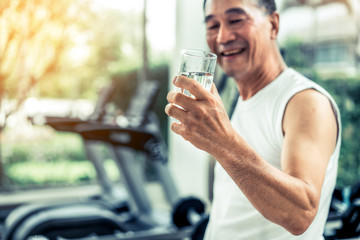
xmin=173 ymin=76 xmax=178 ymax=84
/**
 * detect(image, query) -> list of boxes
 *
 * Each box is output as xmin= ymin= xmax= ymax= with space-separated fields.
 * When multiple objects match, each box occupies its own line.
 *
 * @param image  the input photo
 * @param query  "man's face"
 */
xmin=205 ymin=0 xmax=275 ymax=79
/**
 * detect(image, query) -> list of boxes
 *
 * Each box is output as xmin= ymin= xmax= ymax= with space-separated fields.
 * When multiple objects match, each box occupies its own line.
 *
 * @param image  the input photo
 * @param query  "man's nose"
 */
xmin=217 ymin=24 xmax=236 ymax=44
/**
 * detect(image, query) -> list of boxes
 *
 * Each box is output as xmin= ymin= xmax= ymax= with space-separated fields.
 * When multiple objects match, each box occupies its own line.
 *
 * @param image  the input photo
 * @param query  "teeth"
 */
xmin=223 ymin=49 xmax=241 ymax=55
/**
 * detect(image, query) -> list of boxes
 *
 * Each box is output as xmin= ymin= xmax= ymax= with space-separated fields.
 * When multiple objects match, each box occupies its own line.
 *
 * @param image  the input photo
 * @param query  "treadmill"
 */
xmin=3 ymin=79 xmax=209 ymax=240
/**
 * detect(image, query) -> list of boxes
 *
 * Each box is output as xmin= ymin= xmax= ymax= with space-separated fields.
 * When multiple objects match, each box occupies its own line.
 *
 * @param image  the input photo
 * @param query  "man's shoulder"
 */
xmin=276 ymin=68 xmax=323 ymax=93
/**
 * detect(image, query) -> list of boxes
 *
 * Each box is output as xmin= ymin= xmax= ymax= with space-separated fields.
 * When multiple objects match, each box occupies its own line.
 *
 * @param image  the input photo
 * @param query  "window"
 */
xmin=315 ymin=42 xmax=352 ymax=65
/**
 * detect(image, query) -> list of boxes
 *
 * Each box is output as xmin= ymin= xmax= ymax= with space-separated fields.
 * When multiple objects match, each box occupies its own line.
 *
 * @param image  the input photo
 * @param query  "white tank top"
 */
xmin=204 ymin=68 xmax=341 ymax=240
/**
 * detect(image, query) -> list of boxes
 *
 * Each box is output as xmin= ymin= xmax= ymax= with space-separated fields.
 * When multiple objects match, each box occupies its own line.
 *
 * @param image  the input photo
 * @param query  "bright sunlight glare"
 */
xmin=92 ymin=0 xmax=175 ymax=52
xmin=93 ymin=0 xmax=143 ymax=12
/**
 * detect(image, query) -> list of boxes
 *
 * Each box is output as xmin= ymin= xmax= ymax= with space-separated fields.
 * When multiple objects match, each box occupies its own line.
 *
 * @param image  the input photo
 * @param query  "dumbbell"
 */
xmin=335 ymin=201 xmax=360 ymax=239
xmin=172 ymin=197 xmax=210 ymax=240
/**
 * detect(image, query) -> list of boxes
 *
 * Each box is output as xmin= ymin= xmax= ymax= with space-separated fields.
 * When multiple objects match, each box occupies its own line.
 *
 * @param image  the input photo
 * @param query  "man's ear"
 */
xmin=268 ymin=11 xmax=280 ymax=39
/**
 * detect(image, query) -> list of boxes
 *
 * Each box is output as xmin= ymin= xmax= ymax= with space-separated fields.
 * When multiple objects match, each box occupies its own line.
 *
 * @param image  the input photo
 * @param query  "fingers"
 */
xmin=165 ymin=88 xmax=196 ymax=123
xmin=165 ymin=103 xmax=187 ymax=123
xmin=210 ymin=83 xmax=222 ymax=100
xmin=173 ymin=75 xmax=210 ymax=100
xmin=169 ymin=120 xmax=185 ymax=136
xmin=166 ymin=90 xmax=195 ymax=109
xmin=165 ymin=77 xmax=232 ymax=155
xmin=166 ymin=80 xmax=222 ymax=124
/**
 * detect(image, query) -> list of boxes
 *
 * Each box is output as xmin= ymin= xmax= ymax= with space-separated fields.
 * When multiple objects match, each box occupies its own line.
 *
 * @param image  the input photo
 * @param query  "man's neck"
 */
xmin=235 ymin=51 xmax=287 ymax=100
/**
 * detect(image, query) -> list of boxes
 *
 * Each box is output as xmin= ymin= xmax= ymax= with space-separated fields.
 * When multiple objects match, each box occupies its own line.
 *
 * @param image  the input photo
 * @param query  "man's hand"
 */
xmin=165 ymin=75 xmax=236 ymax=157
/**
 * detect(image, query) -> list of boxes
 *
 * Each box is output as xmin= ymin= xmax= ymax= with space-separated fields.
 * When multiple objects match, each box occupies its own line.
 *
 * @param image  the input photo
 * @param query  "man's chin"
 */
xmin=222 ymin=65 xmax=244 ymax=78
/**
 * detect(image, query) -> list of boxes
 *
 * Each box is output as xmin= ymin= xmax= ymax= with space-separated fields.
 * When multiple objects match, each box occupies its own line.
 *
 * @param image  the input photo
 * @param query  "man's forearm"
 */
xmin=213 ymin=136 xmax=319 ymax=235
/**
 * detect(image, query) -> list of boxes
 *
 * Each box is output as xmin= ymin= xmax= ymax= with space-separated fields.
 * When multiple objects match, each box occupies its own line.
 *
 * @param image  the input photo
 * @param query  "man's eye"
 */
xmin=207 ymin=24 xmax=219 ymax=30
xmin=229 ymin=19 xmax=244 ymax=24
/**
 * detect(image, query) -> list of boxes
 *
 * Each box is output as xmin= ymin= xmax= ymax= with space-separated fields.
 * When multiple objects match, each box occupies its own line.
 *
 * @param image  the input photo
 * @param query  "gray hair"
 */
xmin=203 ymin=0 xmax=277 ymax=15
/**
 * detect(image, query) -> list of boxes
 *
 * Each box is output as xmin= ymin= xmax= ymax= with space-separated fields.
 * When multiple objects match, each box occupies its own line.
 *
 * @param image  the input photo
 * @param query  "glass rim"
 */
xmin=180 ymin=49 xmax=217 ymax=60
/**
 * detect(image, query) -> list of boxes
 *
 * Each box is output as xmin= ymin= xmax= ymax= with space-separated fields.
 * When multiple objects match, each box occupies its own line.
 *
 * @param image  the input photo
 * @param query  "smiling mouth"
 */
xmin=221 ymin=48 xmax=246 ymax=57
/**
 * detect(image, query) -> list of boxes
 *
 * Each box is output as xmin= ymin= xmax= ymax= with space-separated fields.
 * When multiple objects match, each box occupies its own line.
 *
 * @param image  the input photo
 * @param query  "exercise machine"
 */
xmin=3 ymin=79 xmax=209 ymax=240
xmin=324 ymin=182 xmax=360 ymax=239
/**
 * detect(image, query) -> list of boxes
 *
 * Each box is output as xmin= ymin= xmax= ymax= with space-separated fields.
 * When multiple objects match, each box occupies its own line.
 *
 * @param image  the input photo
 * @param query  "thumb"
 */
xmin=210 ymin=83 xmax=221 ymax=99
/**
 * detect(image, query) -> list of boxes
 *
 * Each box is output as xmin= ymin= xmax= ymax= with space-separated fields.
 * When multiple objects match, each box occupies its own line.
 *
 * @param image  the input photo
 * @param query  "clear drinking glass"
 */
xmin=177 ymin=49 xmax=217 ymax=97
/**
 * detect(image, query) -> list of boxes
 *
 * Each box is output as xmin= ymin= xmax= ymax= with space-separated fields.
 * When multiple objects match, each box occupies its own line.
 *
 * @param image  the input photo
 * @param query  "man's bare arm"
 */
xmin=165 ymin=77 xmax=338 ymax=235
